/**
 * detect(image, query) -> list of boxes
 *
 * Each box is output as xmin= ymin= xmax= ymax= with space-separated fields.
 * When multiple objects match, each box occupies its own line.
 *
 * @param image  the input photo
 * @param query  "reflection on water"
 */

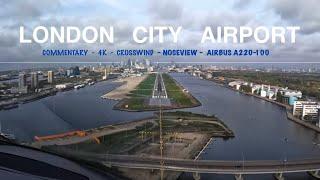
xmin=170 ymin=73 xmax=320 ymax=180
xmin=1 ymin=73 xmax=320 ymax=179
xmin=0 ymin=79 xmax=152 ymax=142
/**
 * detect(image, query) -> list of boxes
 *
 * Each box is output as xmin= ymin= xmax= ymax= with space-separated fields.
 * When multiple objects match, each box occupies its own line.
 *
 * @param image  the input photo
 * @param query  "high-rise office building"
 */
xmin=30 ymin=72 xmax=38 ymax=89
xmin=73 ymin=66 xmax=80 ymax=76
xmin=127 ymin=59 xmax=133 ymax=67
xmin=144 ymin=59 xmax=151 ymax=67
xmin=18 ymin=73 xmax=27 ymax=88
xmin=48 ymin=71 xmax=54 ymax=83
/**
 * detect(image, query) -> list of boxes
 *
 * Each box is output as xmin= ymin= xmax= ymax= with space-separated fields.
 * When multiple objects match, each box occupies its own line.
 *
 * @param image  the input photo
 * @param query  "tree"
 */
xmin=240 ymin=85 xmax=252 ymax=93
xmin=276 ymin=91 xmax=283 ymax=102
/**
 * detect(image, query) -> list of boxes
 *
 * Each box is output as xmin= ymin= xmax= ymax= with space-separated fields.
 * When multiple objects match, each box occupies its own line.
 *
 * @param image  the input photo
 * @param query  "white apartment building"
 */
xmin=55 ymin=83 xmax=73 ymax=90
xmin=282 ymin=90 xmax=302 ymax=98
xmin=293 ymin=101 xmax=320 ymax=121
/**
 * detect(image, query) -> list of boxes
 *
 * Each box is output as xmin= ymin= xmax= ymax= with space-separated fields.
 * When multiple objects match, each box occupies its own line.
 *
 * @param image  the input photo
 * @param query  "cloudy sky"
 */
xmin=0 ymin=0 xmax=320 ymax=63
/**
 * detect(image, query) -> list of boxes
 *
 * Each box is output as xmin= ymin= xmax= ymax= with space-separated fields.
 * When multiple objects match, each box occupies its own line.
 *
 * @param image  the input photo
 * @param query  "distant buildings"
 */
xmin=47 ymin=71 xmax=54 ymax=83
xmin=55 ymin=83 xmax=73 ymax=90
xmin=282 ymin=90 xmax=302 ymax=99
xmin=102 ymin=68 xmax=109 ymax=80
xmin=30 ymin=72 xmax=38 ymax=90
xmin=66 ymin=66 xmax=80 ymax=77
xmin=144 ymin=59 xmax=151 ymax=67
xmin=281 ymin=95 xmax=298 ymax=106
xmin=18 ymin=73 xmax=27 ymax=88
xmin=205 ymin=73 xmax=213 ymax=79
xmin=73 ymin=66 xmax=80 ymax=76
xmin=127 ymin=59 xmax=134 ymax=67
xmin=277 ymin=89 xmax=302 ymax=105
xmin=17 ymin=73 xmax=28 ymax=94
xmin=66 ymin=69 xmax=72 ymax=77
xmin=228 ymin=81 xmax=247 ymax=90
xmin=293 ymin=101 xmax=320 ymax=122
xmin=228 ymin=80 xmax=303 ymax=103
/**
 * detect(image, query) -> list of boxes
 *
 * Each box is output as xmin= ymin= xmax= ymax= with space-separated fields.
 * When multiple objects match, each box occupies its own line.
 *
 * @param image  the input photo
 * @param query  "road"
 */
xmin=67 ymin=153 xmax=320 ymax=175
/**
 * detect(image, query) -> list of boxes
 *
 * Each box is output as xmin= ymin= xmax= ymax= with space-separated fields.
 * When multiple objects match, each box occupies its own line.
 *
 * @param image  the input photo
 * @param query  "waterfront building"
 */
xmin=259 ymin=85 xmax=266 ymax=97
xmin=30 ymin=72 xmax=38 ymax=90
xmin=251 ymin=84 xmax=261 ymax=94
xmin=281 ymin=95 xmax=298 ymax=105
xmin=288 ymin=96 xmax=298 ymax=105
xmin=293 ymin=101 xmax=320 ymax=121
xmin=282 ymin=90 xmax=302 ymax=98
xmin=281 ymin=95 xmax=290 ymax=105
xmin=260 ymin=90 xmax=267 ymax=97
xmin=10 ymin=86 xmax=28 ymax=94
xmin=267 ymin=91 xmax=275 ymax=99
xmin=102 ymin=68 xmax=109 ymax=80
xmin=55 ymin=83 xmax=73 ymax=90
xmin=47 ymin=71 xmax=54 ymax=83
xmin=18 ymin=73 xmax=27 ymax=88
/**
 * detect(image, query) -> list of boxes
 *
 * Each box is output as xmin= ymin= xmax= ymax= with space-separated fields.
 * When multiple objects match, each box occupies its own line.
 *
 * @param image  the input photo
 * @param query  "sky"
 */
xmin=0 ymin=0 xmax=320 ymax=63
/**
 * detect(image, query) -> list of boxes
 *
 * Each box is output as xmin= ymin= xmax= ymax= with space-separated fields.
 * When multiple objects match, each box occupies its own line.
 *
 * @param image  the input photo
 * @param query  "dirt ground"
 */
xmin=101 ymin=75 xmax=147 ymax=100
xmin=117 ymin=132 xmax=210 ymax=180
xmin=31 ymin=118 xmax=155 ymax=147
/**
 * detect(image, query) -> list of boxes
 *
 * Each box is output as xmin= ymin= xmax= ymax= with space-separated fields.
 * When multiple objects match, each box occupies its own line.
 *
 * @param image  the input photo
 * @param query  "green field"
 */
xmin=121 ymin=74 xmax=156 ymax=110
xmin=129 ymin=74 xmax=156 ymax=97
xmin=162 ymin=73 xmax=195 ymax=107
xmin=44 ymin=112 xmax=233 ymax=155
xmin=116 ymin=73 xmax=200 ymax=111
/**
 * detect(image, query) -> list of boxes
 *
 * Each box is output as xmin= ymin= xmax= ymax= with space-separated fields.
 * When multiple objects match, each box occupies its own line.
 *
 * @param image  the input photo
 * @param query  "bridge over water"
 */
xmin=68 ymin=152 xmax=320 ymax=180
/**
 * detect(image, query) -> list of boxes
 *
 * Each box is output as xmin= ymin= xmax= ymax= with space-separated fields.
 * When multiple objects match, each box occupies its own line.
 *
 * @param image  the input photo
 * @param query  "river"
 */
xmin=0 ymin=79 xmax=152 ymax=142
xmin=1 ymin=73 xmax=320 ymax=179
xmin=170 ymin=73 xmax=320 ymax=180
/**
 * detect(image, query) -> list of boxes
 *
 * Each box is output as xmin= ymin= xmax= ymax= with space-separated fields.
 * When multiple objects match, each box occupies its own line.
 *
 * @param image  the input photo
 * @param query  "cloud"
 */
xmin=0 ymin=0 xmax=319 ymax=62
xmin=148 ymin=0 xmax=183 ymax=21
xmin=233 ymin=0 xmax=253 ymax=9
xmin=0 ymin=0 xmax=61 ymax=20
xmin=269 ymin=0 xmax=320 ymax=34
